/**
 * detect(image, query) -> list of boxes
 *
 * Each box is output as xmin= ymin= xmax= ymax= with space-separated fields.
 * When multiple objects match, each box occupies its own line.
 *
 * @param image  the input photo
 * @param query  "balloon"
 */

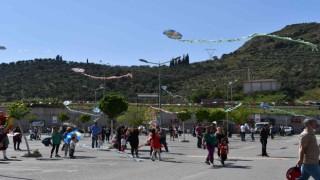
xmin=64 ymin=130 xmax=82 ymax=144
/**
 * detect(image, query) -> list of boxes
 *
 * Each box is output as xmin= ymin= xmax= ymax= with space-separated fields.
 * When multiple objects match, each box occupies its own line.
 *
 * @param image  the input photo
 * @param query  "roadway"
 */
xmin=0 ymin=132 xmax=314 ymax=180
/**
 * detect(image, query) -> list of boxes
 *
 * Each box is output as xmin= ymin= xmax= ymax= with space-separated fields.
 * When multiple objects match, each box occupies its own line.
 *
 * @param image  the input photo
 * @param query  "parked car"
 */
xmin=284 ymin=126 xmax=294 ymax=136
xmin=254 ymin=122 xmax=269 ymax=134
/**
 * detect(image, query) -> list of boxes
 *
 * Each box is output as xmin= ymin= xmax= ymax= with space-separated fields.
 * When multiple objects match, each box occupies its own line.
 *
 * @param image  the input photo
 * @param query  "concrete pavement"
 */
xmin=0 ymin=133 xmax=315 ymax=180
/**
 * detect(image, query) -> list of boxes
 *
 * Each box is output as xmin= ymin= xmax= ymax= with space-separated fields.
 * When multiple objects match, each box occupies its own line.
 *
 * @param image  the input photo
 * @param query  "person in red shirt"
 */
xmin=218 ymin=138 xmax=229 ymax=166
xmin=148 ymin=128 xmax=162 ymax=161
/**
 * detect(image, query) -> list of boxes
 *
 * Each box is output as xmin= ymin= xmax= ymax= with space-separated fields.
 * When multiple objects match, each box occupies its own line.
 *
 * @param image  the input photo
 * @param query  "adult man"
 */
xmin=260 ymin=124 xmax=269 ymax=157
xmin=240 ymin=124 xmax=247 ymax=141
xmin=90 ymin=122 xmax=101 ymax=148
xmin=297 ymin=118 xmax=320 ymax=180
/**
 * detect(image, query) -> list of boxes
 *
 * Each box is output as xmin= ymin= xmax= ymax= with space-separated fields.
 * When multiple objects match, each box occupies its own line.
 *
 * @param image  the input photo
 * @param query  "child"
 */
xmin=63 ymin=127 xmax=73 ymax=156
xmin=120 ymin=135 xmax=126 ymax=152
xmin=111 ymin=136 xmax=118 ymax=149
xmin=50 ymin=126 xmax=62 ymax=158
xmin=69 ymin=136 xmax=76 ymax=158
xmin=218 ymin=138 xmax=229 ymax=166
xmin=97 ymin=132 xmax=104 ymax=148
xmin=250 ymin=127 xmax=255 ymax=141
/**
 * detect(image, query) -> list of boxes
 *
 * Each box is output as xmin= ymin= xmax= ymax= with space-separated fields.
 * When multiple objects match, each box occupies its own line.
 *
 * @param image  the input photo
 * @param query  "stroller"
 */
xmin=41 ymin=137 xmax=52 ymax=146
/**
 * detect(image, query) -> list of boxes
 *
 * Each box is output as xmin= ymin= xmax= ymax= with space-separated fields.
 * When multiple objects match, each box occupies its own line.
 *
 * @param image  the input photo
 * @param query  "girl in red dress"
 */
xmin=149 ymin=128 xmax=162 ymax=161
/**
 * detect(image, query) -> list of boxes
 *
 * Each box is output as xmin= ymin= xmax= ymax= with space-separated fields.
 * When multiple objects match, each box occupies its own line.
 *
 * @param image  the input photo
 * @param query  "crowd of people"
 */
xmin=1 ymin=118 xmax=319 ymax=180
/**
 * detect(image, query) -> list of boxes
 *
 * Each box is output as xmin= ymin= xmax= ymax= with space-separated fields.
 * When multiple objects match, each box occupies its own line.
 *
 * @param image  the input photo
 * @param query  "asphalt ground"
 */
xmin=0 ymin=133 xmax=317 ymax=180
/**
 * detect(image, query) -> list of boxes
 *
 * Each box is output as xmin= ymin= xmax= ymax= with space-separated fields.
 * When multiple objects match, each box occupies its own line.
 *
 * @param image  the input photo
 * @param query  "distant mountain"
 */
xmin=0 ymin=22 xmax=319 ymax=103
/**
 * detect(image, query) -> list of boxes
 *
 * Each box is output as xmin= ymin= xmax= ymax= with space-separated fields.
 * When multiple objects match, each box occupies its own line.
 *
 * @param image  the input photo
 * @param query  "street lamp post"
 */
xmin=226 ymin=79 xmax=237 ymax=136
xmin=139 ymin=57 xmax=180 ymax=125
xmin=229 ymin=80 xmax=238 ymax=102
xmin=94 ymin=86 xmax=104 ymax=103
xmin=83 ymin=85 xmax=104 ymax=103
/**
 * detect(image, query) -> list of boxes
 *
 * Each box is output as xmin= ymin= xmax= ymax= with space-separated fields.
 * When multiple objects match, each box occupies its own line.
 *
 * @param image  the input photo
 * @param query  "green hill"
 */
xmin=0 ymin=22 xmax=320 ymax=104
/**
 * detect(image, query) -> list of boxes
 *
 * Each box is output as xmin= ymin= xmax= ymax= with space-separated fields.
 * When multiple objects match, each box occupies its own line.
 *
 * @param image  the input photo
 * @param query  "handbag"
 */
xmin=0 ymin=142 xmax=3 ymax=148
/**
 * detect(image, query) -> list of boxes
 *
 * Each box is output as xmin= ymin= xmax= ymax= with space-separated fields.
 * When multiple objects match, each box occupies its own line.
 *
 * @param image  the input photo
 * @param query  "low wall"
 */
xmin=0 ymin=107 xmax=315 ymax=134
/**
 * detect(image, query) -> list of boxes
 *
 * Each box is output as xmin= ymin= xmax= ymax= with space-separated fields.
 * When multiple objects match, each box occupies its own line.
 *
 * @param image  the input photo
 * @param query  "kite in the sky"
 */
xmin=71 ymin=68 xmax=133 ymax=80
xmin=164 ymin=30 xmax=318 ymax=51
xmin=163 ymin=29 xmax=182 ymax=39
xmin=0 ymin=46 xmax=6 ymax=50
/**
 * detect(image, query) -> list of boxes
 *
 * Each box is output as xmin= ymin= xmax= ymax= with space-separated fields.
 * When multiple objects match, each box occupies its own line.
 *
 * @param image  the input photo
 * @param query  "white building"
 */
xmin=243 ymin=79 xmax=280 ymax=93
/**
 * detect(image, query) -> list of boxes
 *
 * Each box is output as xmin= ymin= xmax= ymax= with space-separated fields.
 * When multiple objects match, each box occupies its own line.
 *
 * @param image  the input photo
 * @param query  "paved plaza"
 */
xmin=0 ymin=133 xmax=315 ymax=180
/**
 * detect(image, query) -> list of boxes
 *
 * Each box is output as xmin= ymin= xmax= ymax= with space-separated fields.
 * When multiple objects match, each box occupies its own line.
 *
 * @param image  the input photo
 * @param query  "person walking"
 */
xmin=62 ymin=127 xmax=73 ymax=157
xmin=127 ymin=126 xmax=140 ymax=158
xmin=203 ymin=126 xmax=217 ymax=166
xmin=215 ymin=126 xmax=227 ymax=159
xmin=101 ymin=126 xmax=106 ymax=142
xmin=69 ymin=136 xmax=76 ymax=159
xmin=195 ymin=123 xmax=203 ymax=148
xmin=240 ymin=123 xmax=247 ymax=141
xmin=13 ymin=125 xmax=22 ymax=150
xmin=148 ymin=128 xmax=162 ymax=161
xmin=169 ymin=126 xmax=175 ymax=141
xmin=50 ymin=126 xmax=62 ymax=158
xmin=90 ymin=122 xmax=101 ymax=148
xmin=158 ymin=126 xmax=169 ymax=152
xmin=116 ymin=126 xmax=125 ymax=151
xmin=250 ymin=126 xmax=255 ymax=142
xmin=218 ymin=138 xmax=229 ymax=166
xmin=260 ymin=124 xmax=269 ymax=157
xmin=105 ymin=127 xmax=111 ymax=143
xmin=296 ymin=118 xmax=320 ymax=180
xmin=0 ymin=126 xmax=9 ymax=160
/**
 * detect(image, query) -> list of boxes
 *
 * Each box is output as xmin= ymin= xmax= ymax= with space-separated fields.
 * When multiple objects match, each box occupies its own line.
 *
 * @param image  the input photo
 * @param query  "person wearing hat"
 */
xmin=0 ymin=126 xmax=9 ymax=160
xmin=260 ymin=124 xmax=269 ymax=157
xmin=296 ymin=118 xmax=320 ymax=180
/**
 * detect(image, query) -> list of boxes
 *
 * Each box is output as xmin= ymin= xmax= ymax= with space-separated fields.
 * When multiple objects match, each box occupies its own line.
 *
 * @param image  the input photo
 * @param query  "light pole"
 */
xmin=226 ymin=79 xmax=237 ymax=136
xmin=83 ymin=85 xmax=104 ymax=103
xmin=139 ymin=56 xmax=180 ymax=125
xmin=94 ymin=86 xmax=104 ymax=104
xmin=229 ymin=79 xmax=238 ymax=102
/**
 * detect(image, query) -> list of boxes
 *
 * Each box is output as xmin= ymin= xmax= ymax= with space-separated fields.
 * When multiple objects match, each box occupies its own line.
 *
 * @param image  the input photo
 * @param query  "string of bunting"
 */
xmin=149 ymin=106 xmax=185 ymax=115
xmin=162 ymin=89 xmax=190 ymax=104
xmin=260 ymin=102 xmax=319 ymax=121
xmin=224 ymin=103 xmax=242 ymax=112
xmin=63 ymin=101 xmax=101 ymax=117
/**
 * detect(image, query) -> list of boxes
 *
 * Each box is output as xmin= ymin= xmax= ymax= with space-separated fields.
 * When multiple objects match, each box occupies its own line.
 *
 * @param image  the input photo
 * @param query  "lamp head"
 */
xmin=139 ymin=59 xmax=148 ymax=63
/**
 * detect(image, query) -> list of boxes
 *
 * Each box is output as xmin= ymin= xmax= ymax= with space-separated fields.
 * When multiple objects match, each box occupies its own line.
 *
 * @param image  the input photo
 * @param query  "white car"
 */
xmin=284 ymin=126 xmax=294 ymax=136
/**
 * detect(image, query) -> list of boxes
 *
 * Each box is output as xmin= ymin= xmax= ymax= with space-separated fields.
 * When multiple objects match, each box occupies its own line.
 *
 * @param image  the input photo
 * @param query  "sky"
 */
xmin=1 ymin=0 xmax=319 ymax=66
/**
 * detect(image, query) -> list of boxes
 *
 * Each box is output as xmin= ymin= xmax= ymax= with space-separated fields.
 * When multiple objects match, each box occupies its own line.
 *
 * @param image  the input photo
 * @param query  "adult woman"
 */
xmin=203 ymin=126 xmax=217 ymax=166
xmin=0 ymin=126 xmax=9 ymax=160
xmin=215 ymin=126 xmax=228 ymax=159
xmin=13 ymin=125 xmax=22 ymax=150
xmin=127 ymin=126 xmax=140 ymax=158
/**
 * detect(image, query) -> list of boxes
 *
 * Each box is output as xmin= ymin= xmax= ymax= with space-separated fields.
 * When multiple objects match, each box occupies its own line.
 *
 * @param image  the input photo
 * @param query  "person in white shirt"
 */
xmin=240 ymin=124 xmax=247 ymax=141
